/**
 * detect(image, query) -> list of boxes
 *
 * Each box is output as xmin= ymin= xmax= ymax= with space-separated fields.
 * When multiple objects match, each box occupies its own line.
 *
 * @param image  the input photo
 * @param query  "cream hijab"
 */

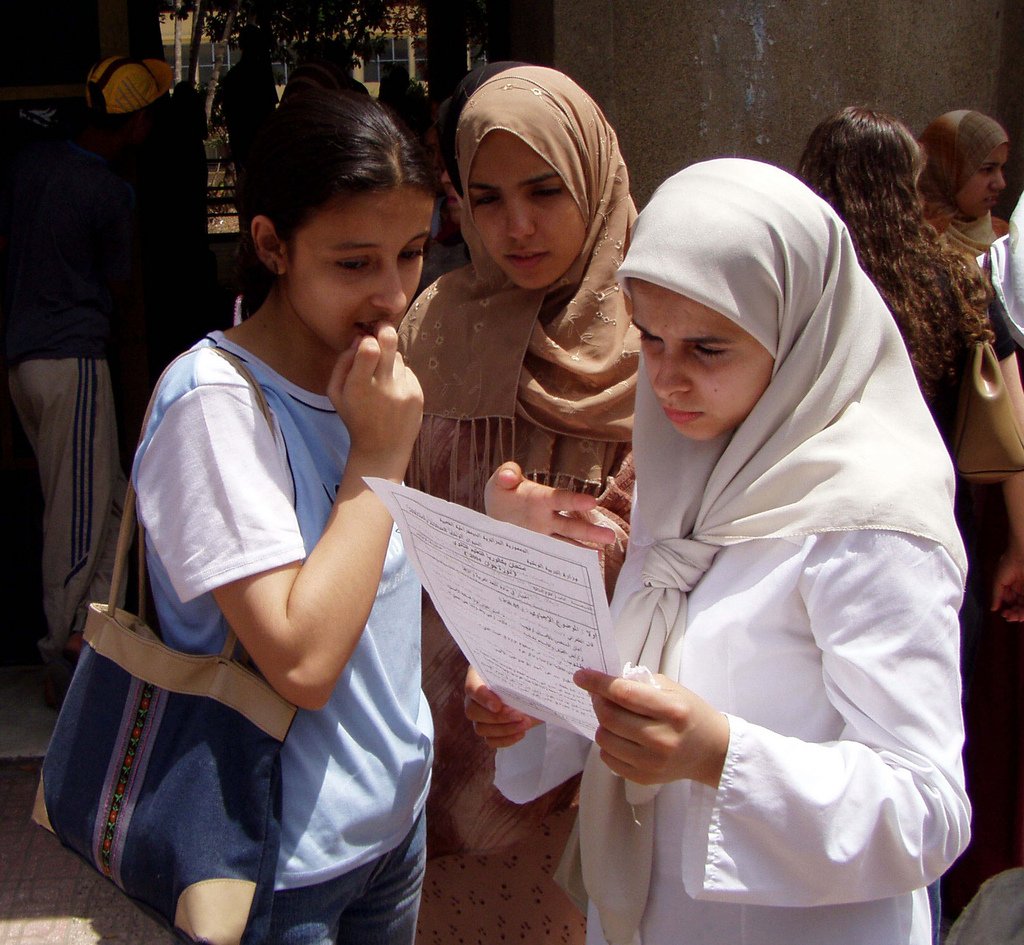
xmin=401 ymin=65 xmax=639 ymax=505
xmin=918 ymin=109 xmax=1010 ymax=258
xmin=576 ymin=159 xmax=966 ymax=945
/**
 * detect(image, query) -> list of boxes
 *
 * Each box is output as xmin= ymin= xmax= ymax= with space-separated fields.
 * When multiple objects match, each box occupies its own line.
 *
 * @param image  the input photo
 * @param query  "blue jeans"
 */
xmin=267 ymin=810 xmax=426 ymax=945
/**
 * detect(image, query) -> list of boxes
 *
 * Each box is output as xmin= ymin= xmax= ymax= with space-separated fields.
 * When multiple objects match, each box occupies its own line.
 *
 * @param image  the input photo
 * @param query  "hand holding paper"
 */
xmin=365 ymin=478 xmax=622 ymax=739
xmin=484 ymin=461 xmax=620 ymax=546
xmin=464 ymin=665 xmax=541 ymax=749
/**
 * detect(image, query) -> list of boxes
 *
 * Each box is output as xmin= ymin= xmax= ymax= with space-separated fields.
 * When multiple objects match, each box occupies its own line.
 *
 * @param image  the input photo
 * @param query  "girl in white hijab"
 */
xmin=468 ymin=159 xmax=972 ymax=945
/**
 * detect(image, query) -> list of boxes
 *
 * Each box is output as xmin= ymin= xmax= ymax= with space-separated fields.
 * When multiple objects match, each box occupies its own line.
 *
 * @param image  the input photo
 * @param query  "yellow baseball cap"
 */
xmin=86 ymin=57 xmax=173 ymax=115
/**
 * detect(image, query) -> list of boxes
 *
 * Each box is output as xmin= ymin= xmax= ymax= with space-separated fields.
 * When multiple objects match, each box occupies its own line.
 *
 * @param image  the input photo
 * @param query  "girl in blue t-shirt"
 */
xmin=133 ymin=89 xmax=436 ymax=944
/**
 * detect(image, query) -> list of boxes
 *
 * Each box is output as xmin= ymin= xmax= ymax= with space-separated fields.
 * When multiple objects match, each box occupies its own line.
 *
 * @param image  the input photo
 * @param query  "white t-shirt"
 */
xmin=135 ymin=336 xmax=433 ymax=889
xmin=497 ymin=530 xmax=969 ymax=945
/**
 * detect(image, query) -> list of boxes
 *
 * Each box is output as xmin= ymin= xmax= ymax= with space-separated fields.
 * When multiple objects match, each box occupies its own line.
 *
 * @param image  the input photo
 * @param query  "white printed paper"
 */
xmin=365 ymin=478 xmax=621 ymax=739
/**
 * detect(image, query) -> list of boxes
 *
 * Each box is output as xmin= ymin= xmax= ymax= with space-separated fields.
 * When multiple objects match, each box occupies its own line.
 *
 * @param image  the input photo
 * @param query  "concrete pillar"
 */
xmin=510 ymin=0 xmax=1022 ymax=214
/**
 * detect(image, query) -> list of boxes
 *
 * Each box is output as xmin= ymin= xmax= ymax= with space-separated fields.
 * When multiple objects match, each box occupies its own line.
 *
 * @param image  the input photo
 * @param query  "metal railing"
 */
xmin=205 ymin=156 xmax=239 ymax=233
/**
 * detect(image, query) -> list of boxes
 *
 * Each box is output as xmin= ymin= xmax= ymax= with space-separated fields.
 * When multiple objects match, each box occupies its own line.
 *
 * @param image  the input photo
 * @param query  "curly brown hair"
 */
xmin=797 ymin=105 xmax=991 ymax=403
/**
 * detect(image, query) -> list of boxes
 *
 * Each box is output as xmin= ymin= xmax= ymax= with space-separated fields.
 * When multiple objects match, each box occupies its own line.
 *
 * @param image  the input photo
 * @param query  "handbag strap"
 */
xmin=106 ymin=344 xmax=276 ymax=661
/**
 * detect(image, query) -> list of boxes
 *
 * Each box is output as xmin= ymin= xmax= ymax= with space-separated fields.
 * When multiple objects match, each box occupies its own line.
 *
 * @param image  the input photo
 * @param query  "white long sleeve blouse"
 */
xmin=495 ymin=530 xmax=970 ymax=945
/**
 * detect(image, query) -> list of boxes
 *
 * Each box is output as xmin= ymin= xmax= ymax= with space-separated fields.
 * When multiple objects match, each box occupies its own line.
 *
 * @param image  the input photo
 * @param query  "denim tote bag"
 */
xmin=33 ymin=350 xmax=296 ymax=944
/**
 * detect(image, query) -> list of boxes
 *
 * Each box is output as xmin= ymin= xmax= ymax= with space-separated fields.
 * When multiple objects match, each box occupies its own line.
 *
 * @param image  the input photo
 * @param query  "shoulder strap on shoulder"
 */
xmin=107 ymin=343 xmax=275 ymax=660
xmin=207 ymin=345 xmax=275 ymax=429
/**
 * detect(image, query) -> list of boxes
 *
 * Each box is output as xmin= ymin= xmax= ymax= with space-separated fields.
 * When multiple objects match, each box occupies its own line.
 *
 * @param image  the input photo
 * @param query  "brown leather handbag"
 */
xmin=952 ymin=341 xmax=1024 ymax=484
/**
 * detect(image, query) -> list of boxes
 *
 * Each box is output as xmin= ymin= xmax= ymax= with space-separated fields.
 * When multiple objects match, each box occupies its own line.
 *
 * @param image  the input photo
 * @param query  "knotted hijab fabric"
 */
xmin=918 ymin=109 xmax=1010 ymax=258
xmin=400 ymin=65 xmax=639 ymax=504
xmin=576 ymin=158 xmax=966 ymax=944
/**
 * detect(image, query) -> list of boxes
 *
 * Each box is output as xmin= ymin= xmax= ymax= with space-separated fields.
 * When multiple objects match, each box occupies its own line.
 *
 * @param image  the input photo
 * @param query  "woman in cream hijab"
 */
xmin=918 ymin=109 xmax=1010 ymax=264
xmin=401 ymin=65 xmax=639 ymax=943
xmin=473 ymin=159 xmax=971 ymax=945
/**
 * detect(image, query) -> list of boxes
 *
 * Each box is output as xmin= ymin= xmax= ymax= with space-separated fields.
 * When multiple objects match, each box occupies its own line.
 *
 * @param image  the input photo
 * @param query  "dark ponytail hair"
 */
xmin=236 ymin=88 xmax=436 ymax=315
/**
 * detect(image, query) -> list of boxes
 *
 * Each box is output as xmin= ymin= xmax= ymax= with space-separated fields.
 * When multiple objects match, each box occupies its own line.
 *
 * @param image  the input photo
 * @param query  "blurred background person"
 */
xmin=137 ymin=81 xmax=228 ymax=379
xmin=417 ymin=104 xmax=467 ymax=292
xmin=918 ymin=109 xmax=1010 ymax=271
xmin=217 ymin=24 xmax=278 ymax=174
xmin=0 ymin=55 xmax=170 ymax=705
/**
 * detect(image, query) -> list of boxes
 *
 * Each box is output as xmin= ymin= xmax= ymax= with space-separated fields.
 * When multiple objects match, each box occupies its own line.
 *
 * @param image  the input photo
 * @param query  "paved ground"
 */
xmin=0 ymin=667 xmax=56 ymax=762
xmin=0 ymin=666 xmax=176 ymax=944
xmin=0 ymin=759 xmax=176 ymax=944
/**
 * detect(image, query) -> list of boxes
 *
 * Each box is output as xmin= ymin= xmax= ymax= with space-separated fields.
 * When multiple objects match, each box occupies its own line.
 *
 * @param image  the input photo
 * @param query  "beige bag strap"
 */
xmin=106 ymin=344 xmax=276 ymax=661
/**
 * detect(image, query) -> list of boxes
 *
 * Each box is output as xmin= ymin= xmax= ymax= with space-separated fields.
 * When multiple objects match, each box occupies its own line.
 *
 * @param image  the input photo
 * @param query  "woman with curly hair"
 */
xmin=799 ymin=104 xmax=1024 ymax=935
xmin=798 ymin=107 xmax=993 ymax=409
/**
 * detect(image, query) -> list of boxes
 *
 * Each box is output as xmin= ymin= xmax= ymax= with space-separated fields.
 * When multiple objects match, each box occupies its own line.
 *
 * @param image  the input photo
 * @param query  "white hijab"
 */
xmin=577 ymin=158 xmax=966 ymax=945
xmin=990 ymin=192 xmax=1024 ymax=347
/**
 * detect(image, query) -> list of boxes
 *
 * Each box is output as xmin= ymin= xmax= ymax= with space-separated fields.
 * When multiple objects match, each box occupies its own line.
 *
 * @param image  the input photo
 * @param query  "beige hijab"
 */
xmin=576 ymin=159 xmax=966 ymax=944
xmin=918 ymin=109 xmax=1010 ymax=258
xmin=400 ymin=65 xmax=639 ymax=504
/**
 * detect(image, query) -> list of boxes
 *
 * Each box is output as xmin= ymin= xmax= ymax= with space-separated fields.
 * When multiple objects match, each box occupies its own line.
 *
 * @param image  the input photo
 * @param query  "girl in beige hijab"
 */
xmin=918 ymin=109 xmax=1011 ymax=263
xmin=472 ymin=159 xmax=970 ymax=945
xmin=400 ymin=65 xmax=639 ymax=943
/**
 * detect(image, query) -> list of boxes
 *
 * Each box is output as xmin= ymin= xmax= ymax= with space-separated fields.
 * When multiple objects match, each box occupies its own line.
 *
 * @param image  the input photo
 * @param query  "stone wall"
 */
xmin=508 ymin=0 xmax=1023 ymax=214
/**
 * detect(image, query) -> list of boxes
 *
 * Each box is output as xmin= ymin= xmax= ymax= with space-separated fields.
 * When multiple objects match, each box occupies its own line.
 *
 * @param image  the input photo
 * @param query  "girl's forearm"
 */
xmin=213 ymin=454 xmax=404 ymax=708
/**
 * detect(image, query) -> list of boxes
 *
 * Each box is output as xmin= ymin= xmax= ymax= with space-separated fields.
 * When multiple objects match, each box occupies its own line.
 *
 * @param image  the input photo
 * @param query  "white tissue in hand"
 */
xmin=622 ymin=662 xmax=660 ymax=688
xmin=620 ymin=663 xmax=661 ymax=806
xmin=625 ymin=780 xmax=660 ymax=807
